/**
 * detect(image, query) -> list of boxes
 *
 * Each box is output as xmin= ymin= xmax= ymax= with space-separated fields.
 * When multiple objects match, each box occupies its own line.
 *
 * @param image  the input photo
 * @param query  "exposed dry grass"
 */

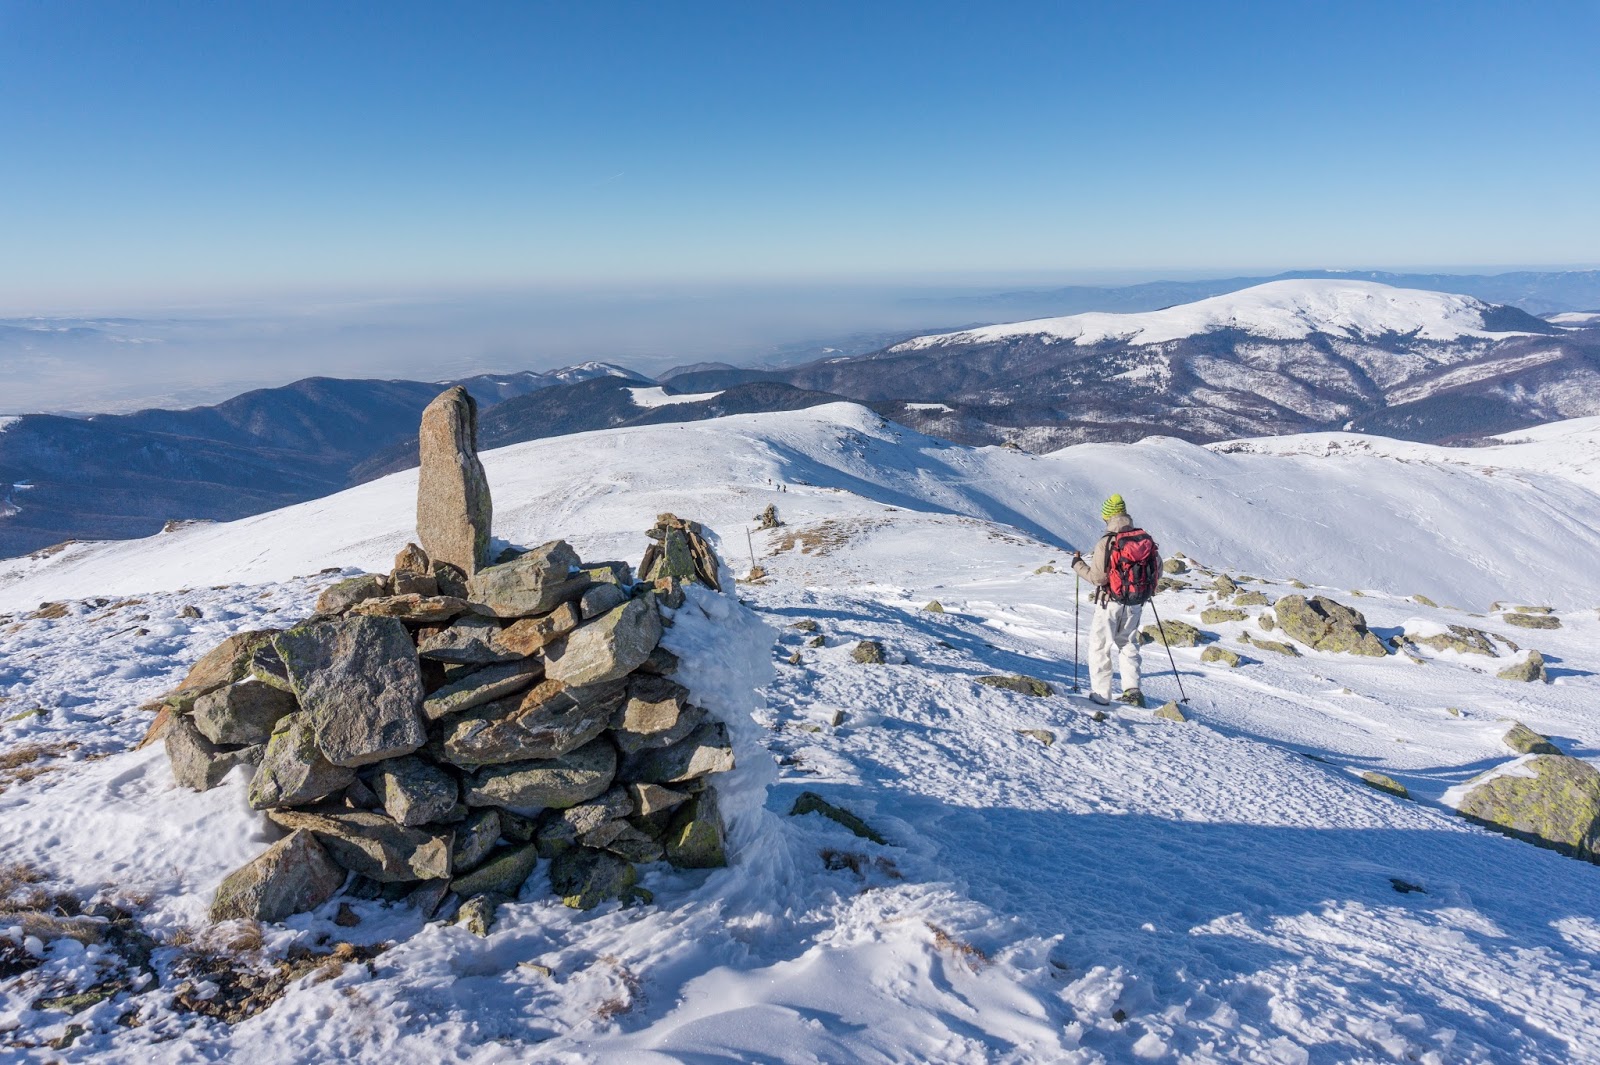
xmin=0 ymin=861 xmax=46 ymax=910
xmin=0 ymin=741 xmax=79 ymax=795
xmin=171 ymin=939 xmax=388 ymax=1024
xmin=592 ymin=954 xmax=644 ymax=1022
xmin=821 ymin=848 xmax=903 ymax=881
xmin=770 ymin=517 xmax=890 ymax=558
xmin=926 ymin=923 xmax=989 ymax=971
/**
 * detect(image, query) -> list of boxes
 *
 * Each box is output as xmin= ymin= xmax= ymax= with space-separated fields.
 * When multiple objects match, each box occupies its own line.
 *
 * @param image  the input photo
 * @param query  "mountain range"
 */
xmin=0 ymin=364 xmax=634 ymax=559
xmin=667 ymin=280 xmax=1600 ymax=449
xmin=4 ymin=279 xmax=1599 ymax=560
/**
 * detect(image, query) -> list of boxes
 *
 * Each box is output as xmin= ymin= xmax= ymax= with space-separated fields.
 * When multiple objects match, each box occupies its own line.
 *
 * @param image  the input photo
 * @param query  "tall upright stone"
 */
xmin=417 ymin=386 xmax=492 ymax=575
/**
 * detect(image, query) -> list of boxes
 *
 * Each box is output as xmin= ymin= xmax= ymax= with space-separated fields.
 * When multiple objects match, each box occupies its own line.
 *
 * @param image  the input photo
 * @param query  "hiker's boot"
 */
xmin=1120 ymin=688 xmax=1146 ymax=708
xmin=1089 ymin=692 xmax=1111 ymax=707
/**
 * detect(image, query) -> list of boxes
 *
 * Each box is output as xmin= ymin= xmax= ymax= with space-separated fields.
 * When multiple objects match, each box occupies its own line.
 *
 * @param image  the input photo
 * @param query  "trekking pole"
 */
xmin=1147 ymin=600 xmax=1189 ymax=703
xmin=1072 ymin=571 xmax=1082 ymax=693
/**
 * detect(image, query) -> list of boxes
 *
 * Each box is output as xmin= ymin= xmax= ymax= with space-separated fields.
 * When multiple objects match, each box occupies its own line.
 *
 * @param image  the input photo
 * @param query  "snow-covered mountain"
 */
xmin=893 ymin=279 xmax=1546 ymax=349
xmin=672 ymin=280 xmax=1596 ymax=449
xmin=4 ymin=404 xmax=1600 ymax=1061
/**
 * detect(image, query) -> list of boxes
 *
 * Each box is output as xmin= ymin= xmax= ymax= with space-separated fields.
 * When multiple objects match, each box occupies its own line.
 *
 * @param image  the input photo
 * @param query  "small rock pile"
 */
xmin=152 ymin=516 xmax=738 ymax=929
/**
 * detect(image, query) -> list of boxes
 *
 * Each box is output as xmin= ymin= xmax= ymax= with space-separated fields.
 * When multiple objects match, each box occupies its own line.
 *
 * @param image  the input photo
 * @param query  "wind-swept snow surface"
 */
xmin=4 ymin=404 xmax=1600 ymax=1062
xmin=6 ymin=404 xmax=1600 ymax=612
xmin=894 ymin=279 xmax=1542 ymax=350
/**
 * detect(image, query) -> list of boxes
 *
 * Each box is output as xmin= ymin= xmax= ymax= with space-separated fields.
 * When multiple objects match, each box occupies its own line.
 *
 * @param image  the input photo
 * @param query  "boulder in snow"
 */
xmin=1273 ymin=595 xmax=1388 ymax=656
xmin=1457 ymin=755 xmax=1600 ymax=862
xmin=1497 ymin=650 xmax=1548 ymax=683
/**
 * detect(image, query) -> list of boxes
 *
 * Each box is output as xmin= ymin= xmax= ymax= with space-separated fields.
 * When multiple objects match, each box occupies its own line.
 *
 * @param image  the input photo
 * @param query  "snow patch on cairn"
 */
xmin=147 ymin=389 xmax=762 ymax=933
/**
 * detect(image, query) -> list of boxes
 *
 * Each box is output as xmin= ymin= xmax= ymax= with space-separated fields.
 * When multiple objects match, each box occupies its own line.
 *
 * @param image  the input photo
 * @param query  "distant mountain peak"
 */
xmin=893 ymin=279 xmax=1549 ymax=351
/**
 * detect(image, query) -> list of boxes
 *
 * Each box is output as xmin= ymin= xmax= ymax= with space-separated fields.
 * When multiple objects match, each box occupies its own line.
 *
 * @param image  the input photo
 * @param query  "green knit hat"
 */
xmin=1101 ymin=494 xmax=1127 ymax=520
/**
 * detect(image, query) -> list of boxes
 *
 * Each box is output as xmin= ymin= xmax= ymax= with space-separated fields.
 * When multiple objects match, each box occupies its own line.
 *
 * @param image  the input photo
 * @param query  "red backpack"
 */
xmin=1106 ymin=529 xmax=1159 ymax=605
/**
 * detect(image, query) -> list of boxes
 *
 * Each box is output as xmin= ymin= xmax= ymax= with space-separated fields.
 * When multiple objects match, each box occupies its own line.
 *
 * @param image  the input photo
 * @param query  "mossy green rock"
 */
xmin=665 ymin=787 xmax=728 ymax=869
xmin=1140 ymin=620 xmax=1203 ymax=648
xmin=549 ymin=847 xmax=637 ymax=910
xmin=1157 ymin=577 xmax=1190 ymax=592
xmin=851 ymin=640 xmax=886 ymax=664
xmin=1502 ymin=612 xmax=1561 ymax=630
xmin=1457 ymin=755 xmax=1600 ymax=862
xmin=1411 ymin=594 xmax=1438 ymax=608
xmin=450 ymin=843 xmax=539 ymax=898
xmin=922 ymin=600 xmax=945 ymax=613
xmin=248 ymin=712 xmax=355 ymax=810
xmin=1233 ymin=591 xmax=1270 ymax=607
xmin=1200 ymin=645 xmax=1241 ymax=667
xmin=314 ymin=574 xmax=389 ymax=616
xmin=1242 ymin=633 xmax=1300 ymax=657
xmin=1273 ymin=595 xmax=1388 ymax=657
xmin=1153 ymin=701 xmax=1186 ymax=723
xmin=1408 ymin=624 xmax=1498 ymax=657
xmin=1360 ymin=772 xmax=1410 ymax=799
xmin=1257 ymin=613 xmax=1276 ymax=631
xmin=1162 ymin=558 xmax=1188 ymax=574
xmin=976 ymin=674 xmax=1054 ymax=697
xmin=1015 ymin=728 xmax=1056 ymax=746
xmin=1213 ymin=574 xmax=1239 ymax=594
xmin=1200 ymin=608 xmax=1247 ymax=625
xmin=1503 ymin=722 xmax=1561 ymax=756
xmin=1497 ymin=650 xmax=1548 ymax=683
xmin=790 ymin=790 xmax=887 ymax=845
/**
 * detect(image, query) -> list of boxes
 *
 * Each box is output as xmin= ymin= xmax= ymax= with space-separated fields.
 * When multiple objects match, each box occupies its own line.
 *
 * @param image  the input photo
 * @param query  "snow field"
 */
xmin=2 ymin=404 xmax=1600 ymax=1060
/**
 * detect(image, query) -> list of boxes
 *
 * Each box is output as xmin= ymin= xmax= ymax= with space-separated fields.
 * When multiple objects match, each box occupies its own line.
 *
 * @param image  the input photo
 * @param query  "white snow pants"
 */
xmin=1089 ymin=600 xmax=1143 ymax=699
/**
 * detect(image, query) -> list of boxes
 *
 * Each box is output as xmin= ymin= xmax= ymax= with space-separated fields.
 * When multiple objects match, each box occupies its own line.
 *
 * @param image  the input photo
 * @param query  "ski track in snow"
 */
xmin=2 ymin=406 xmax=1599 ymax=1062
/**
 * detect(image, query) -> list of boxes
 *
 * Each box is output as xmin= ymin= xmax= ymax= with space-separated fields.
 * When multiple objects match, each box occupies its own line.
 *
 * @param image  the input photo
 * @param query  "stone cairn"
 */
xmin=148 ymin=388 xmax=737 ymax=930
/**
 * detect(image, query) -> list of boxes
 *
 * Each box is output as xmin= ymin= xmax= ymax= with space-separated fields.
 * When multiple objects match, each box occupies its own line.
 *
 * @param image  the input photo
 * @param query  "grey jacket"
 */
xmin=1072 ymin=513 xmax=1162 ymax=589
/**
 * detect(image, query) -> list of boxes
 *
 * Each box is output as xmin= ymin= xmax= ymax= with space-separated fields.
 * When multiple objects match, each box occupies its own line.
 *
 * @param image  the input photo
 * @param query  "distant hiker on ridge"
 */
xmin=1072 ymin=494 xmax=1162 ymax=708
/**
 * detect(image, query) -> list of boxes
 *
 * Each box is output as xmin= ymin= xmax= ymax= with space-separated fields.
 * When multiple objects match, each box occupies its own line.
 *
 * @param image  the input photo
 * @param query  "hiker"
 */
xmin=1072 ymin=494 xmax=1162 ymax=707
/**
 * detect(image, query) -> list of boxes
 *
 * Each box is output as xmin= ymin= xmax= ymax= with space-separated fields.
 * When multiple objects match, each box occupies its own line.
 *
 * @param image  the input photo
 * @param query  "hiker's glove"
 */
xmin=1071 ymin=551 xmax=1083 ymax=566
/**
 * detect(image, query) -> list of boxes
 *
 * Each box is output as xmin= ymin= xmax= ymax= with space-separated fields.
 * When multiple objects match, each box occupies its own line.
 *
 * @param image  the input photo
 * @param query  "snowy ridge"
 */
xmin=4 ymin=404 xmax=1600 ymax=1061
xmin=892 ymin=279 xmax=1536 ymax=350
xmin=6 ymin=403 xmax=1600 ymax=612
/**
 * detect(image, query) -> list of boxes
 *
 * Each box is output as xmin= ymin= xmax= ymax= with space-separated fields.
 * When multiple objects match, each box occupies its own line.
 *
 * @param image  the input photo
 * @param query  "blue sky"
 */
xmin=1 ymin=0 xmax=1596 ymax=306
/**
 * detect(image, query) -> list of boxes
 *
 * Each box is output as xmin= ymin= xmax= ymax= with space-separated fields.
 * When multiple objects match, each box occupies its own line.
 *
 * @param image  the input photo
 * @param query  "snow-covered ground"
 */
xmin=626 ymin=386 xmax=724 ymax=408
xmin=893 ymin=279 xmax=1542 ymax=350
xmin=4 ymin=404 xmax=1600 ymax=1062
xmin=1549 ymin=311 xmax=1600 ymax=327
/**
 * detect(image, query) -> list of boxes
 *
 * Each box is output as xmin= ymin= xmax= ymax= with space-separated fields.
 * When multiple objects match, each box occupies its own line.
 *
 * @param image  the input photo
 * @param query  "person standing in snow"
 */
xmin=1072 ymin=494 xmax=1162 ymax=708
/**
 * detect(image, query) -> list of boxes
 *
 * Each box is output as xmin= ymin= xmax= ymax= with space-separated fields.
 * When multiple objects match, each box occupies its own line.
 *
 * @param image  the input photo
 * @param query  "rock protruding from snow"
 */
xmin=416 ymin=386 xmax=492 ymax=575
xmin=1498 ymin=650 xmax=1549 ymax=683
xmin=1273 ymin=595 xmax=1389 ymax=657
xmin=1456 ymin=755 xmax=1600 ymax=862
xmin=162 ymin=512 xmax=742 ymax=926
